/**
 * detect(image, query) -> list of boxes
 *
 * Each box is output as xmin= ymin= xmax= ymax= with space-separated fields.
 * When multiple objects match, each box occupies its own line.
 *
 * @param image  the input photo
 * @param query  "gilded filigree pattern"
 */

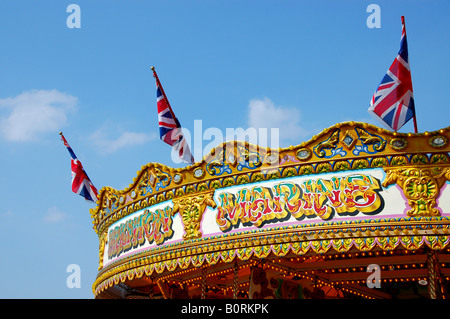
xmin=383 ymin=166 xmax=450 ymax=217
xmin=313 ymin=129 xmax=343 ymax=158
xmin=98 ymin=231 xmax=108 ymax=270
xmin=90 ymin=123 xmax=450 ymax=235
xmin=90 ymin=122 xmax=450 ymax=297
xmin=172 ymin=190 xmax=217 ymax=240
xmin=92 ymin=219 xmax=450 ymax=296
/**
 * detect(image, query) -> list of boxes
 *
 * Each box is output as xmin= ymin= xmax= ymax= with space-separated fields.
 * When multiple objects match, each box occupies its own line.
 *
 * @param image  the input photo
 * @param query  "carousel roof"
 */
xmin=90 ymin=121 xmax=450 ymax=299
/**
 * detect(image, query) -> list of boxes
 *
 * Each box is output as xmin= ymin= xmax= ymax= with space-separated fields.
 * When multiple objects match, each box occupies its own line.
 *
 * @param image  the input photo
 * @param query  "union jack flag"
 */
xmin=152 ymin=67 xmax=194 ymax=164
xmin=60 ymin=132 xmax=98 ymax=203
xmin=368 ymin=16 xmax=416 ymax=132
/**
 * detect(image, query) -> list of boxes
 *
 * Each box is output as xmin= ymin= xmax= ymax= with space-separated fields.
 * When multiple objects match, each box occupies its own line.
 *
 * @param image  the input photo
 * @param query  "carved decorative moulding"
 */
xmin=90 ymin=122 xmax=450 ymax=299
xmin=429 ymin=135 xmax=448 ymax=148
xmin=390 ymin=137 xmax=408 ymax=150
xmin=172 ymin=189 xmax=217 ymax=240
xmin=90 ymin=122 xmax=450 ymax=235
xmin=383 ymin=166 xmax=450 ymax=217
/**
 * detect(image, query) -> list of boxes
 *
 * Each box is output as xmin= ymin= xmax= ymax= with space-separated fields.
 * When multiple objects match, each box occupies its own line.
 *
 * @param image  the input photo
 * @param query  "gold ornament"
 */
xmin=98 ymin=231 xmax=108 ymax=270
xmin=383 ymin=167 xmax=450 ymax=217
xmin=315 ymin=129 xmax=340 ymax=157
xmin=172 ymin=190 xmax=217 ymax=240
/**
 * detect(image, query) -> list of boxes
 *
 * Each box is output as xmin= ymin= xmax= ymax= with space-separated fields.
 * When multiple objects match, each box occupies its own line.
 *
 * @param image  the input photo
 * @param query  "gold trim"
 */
xmin=429 ymin=135 xmax=448 ymax=148
xmin=383 ymin=166 xmax=450 ymax=217
xmin=390 ymin=137 xmax=408 ymax=150
xmin=89 ymin=122 xmax=450 ymax=296
xmin=341 ymin=130 xmax=357 ymax=150
xmin=296 ymin=148 xmax=312 ymax=161
xmin=92 ymin=217 xmax=450 ymax=296
xmin=90 ymin=123 xmax=450 ymax=235
xmin=315 ymin=128 xmax=340 ymax=157
xmin=172 ymin=190 xmax=217 ymax=240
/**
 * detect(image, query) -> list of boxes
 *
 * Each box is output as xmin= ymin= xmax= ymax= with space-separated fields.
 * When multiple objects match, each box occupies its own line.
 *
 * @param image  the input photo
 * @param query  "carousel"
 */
xmin=90 ymin=121 xmax=450 ymax=299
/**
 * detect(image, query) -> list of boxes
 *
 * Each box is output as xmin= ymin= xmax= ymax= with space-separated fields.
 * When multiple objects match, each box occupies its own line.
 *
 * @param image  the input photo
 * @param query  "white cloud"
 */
xmin=90 ymin=125 xmax=156 ymax=154
xmin=0 ymin=89 xmax=77 ymax=142
xmin=43 ymin=206 xmax=67 ymax=223
xmin=247 ymin=97 xmax=309 ymax=145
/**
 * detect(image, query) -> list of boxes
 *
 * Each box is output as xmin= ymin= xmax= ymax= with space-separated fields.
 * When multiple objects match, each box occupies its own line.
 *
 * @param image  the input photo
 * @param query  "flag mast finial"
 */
xmin=150 ymin=66 xmax=176 ymax=119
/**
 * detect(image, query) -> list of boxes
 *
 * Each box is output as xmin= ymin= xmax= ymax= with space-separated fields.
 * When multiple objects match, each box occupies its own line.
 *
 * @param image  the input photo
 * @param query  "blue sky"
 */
xmin=0 ymin=0 xmax=449 ymax=298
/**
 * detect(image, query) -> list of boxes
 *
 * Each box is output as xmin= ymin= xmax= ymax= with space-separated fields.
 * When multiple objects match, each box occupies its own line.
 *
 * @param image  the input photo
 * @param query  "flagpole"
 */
xmin=402 ymin=16 xmax=418 ymax=134
xmin=59 ymin=131 xmax=77 ymax=159
xmin=59 ymin=131 xmax=70 ymax=148
xmin=413 ymin=115 xmax=418 ymax=133
xmin=151 ymin=66 xmax=178 ymax=122
xmin=59 ymin=131 xmax=67 ymax=143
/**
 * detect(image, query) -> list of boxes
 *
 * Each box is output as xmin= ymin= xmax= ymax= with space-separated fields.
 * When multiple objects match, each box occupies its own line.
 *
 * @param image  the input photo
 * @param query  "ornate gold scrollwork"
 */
xmin=98 ymin=230 xmax=108 ymax=270
xmin=207 ymin=160 xmax=226 ymax=175
xmin=315 ymin=129 xmax=340 ymax=157
xmin=383 ymin=166 xmax=450 ymax=217
xmin=172 ymin=189 xmax=217 ymax=240
xmin=355 ymin=127 xmax=386 ymax=151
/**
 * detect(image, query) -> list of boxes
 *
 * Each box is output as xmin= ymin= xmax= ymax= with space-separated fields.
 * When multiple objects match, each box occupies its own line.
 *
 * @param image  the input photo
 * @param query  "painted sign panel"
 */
xmin=215 ymin=173 xmax=384 ymax=231
xmin=107 ymin=205 xmax=175 ymax=260
xmin=103 ymin=168 xmax=413 ymax=267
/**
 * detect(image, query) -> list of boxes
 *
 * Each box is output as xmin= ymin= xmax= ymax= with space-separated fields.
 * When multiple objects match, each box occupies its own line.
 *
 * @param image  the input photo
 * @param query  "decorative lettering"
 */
xmin=216 ymin=174 xmax=383 ymax=232
xmin=107 ymin=206 xmax=173 ymax=259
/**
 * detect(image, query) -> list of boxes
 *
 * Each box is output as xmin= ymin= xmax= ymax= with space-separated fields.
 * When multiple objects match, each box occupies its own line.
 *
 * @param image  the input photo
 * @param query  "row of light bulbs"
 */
xmin=149 ymin=248 xmax=450 ymax=299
